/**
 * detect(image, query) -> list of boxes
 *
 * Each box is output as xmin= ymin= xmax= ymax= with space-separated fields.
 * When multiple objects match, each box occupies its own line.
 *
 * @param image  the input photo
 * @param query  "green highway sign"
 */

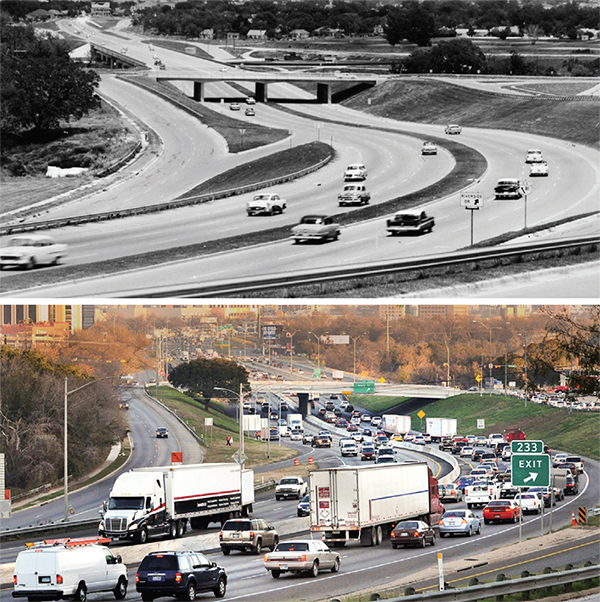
xmin=511 ymin=453 xmax=550 ymax=487
xmin=511 ymin=440 xmax=544 ymax=454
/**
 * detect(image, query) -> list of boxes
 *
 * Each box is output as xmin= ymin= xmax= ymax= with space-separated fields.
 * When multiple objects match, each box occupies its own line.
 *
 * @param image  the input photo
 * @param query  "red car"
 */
xmin=391 ymin=520 xmax=436 ymax=548
xmin=483 ymin=500 xmax=521 ymax=524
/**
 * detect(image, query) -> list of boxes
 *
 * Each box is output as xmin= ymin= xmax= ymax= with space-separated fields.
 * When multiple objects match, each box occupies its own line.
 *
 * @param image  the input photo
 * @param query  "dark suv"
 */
xmin=136 ymin=551 xmax=226 ymax=600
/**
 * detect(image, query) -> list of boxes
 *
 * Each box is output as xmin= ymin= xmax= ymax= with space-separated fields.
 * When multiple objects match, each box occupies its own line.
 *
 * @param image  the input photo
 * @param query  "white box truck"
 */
xmin=382 ymin=414 xmax=411 ymax=435
xmin=12 ymin=537 xmax=127 ymax=601
xmin=287 ymin=413 xmax=303 ymax=432
xmin=99 ymin=463 xmax=254 ymax=544
xmin=331 ymin=370 xmax=344 ymax=381
xmin=426 ymin=418 xmax=457 ymax=441
xmin=309 ymin=463 xmax=444 ymax=547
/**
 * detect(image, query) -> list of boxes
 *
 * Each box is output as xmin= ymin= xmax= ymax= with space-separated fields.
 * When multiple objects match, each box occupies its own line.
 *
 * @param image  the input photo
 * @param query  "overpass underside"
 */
xmin=186 ymin=79 xmax=376 ymax=104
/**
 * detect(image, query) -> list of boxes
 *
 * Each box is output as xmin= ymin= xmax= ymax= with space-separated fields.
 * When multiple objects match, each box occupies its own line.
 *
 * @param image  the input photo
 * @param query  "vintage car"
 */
xmin=386 ymin=210 xmax=434 ymax=236
xmin=445 ymin=124 xmax=462 ymax=134
xmin=529 ymin=161 xmax=549 ymax=176
xmin=525 ymin=149 xmax=544 ymax=163
xmin=1 ymin=234 xmax=68 ymax=269
xmin=343 ymin=163 xmax=368 ymax=181
xmin=338 ymin=184 xmax=371 ymax=206
xmin=246 ymin=193 xmax=286 ymax=216
xmin=421 ymin=141 xmax=438 ymax=155
xmin=291 ymin=215 xmax=341 ymax=243
xmin=264 ymin=540 xmax=340 ymax=578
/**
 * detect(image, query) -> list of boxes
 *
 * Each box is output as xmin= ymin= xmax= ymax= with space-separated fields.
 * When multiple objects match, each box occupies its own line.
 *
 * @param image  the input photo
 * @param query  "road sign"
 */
xmin=511 ymin=440 xmax=544 ymax=454
xmin=460 ymin=192 xmax=483 ymax=210
xmin=477 ymin=419 xmax=485 ymax=429
xmin=417 ymin=410 xmax=426 ymax=419
xmin=511 ymin=453 xmax=550 ymax=487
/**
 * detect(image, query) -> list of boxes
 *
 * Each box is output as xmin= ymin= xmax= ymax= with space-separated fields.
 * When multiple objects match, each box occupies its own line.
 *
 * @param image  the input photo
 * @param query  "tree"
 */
xmin=168 ymin=358 xmax=250 ymax=410
xmin=385 ymin=2 xmax=436 ymax=47
xmin=1 ymin=22 xmax=100 ymax=135
xmin=524 ymin=23 xmax=544 ymax=45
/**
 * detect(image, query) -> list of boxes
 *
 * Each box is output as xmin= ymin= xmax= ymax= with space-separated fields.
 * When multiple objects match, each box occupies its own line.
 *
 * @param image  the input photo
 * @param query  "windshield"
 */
xmin=9 ymin=237 xmax=37 ymax=247
xmin=109 ymin=496 xmax=144 ymax=510
xmin=301 ymin=216 xmax=323 ymax=225
xmin=280 ymin=478 xmax=299 ymax=485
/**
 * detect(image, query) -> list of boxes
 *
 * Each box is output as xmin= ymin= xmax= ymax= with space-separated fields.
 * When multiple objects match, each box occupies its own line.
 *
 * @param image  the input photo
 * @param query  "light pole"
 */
xmin=444 ymin=340 xmax=451 ymax=387
xmin=350 ymin=333 xmax=367 ymax=383
xmin=64 ymin=375 xmax=125 ymax=521
xmin=474 ymin=321 xmax=496 ymax=396
xmin=215 ymin=384 xmax=245 ymax=466
xmin=285 ymin=330 xmax=298 ymax=372
xmin=309 ymin=331 xmax=328 ymax=376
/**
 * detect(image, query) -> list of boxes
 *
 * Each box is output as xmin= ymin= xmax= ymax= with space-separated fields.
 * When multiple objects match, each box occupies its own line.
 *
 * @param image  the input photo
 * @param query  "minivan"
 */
xmin=12 ymin=539 xmax=127 ymax=602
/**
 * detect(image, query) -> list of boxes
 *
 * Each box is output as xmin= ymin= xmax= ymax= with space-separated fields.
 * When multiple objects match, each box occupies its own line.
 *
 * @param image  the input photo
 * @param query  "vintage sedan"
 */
xmin=483 ymin=500 xmax=521 ymax=524
xmin=292 ymin=215 xmax=341 ymax=244
xmin=264 ymin=540 xmax=340 ymax=578
xmin=390 ymin=521 xmax=436 ymax=548
xmin=246 ymin=193 xmax=286 ymax=216
xmin=439 ymin=510 xmax=482 ymax=537
xmin=1 ymin=234 xmax=68 ymax=269
xmin=421 ymin=141 xmax=438 ymax=155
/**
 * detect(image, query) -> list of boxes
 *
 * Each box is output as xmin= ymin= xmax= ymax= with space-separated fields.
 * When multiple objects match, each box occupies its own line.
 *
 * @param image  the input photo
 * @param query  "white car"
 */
xmin=530 ymin=161 xmax=549 ymax=176
xmin=1 ymin=234 xmax=68 ymax=269
xmin=246 ymin=193 xmax=286 ymax=216
xmin=343 ymin=163 xmax=368 ymax=181
xmin=421 ymin=141 xmax=438 ymax=155
xmin=370 ymin=416 xmax=382 ymax=427
xmin=525 ymin=149 xmax=544 ymax=163
xmin=289 ymin=431 xmax=302 ymax=441
xmin=445 ymin=124 xmax=462 ymax=134
xmin=264 ymin=540 xmax=340 ymax=578
xmin=515 ymin=492 xmax=542 ymax=514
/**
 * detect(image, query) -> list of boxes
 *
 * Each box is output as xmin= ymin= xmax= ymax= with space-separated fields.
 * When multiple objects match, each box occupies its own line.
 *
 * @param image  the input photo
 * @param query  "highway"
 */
xmin=1 ymin=18 xmax=598 ymax=296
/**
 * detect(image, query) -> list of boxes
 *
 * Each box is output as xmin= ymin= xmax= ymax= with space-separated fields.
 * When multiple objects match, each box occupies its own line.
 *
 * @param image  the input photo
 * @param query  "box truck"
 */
xmin=287 ymin=413 xmax=303 ymax=432
xmin=331 ymin=370 xmax=344 ymax=381
xmin=382 ymin=414 xmax=411 ymax=435
xmin=309 ymin=463 xmax=443 ymax=547
xmin=426 ymin=418 xmax=457 ymax=441
xmin=99 ymin=463 xmax=254 ymax=544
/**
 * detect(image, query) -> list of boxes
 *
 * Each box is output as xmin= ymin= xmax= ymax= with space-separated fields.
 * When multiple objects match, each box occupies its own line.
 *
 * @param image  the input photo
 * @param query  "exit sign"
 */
xmin=511 ymin=440 xmax=544 ymax=454
xmin=511 ymin=453 xmax=550 ymax=487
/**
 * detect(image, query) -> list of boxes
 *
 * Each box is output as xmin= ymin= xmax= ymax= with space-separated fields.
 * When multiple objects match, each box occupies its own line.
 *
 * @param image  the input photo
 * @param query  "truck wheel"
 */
xmin=75 ymin=583 xmax=87 ymax=602
xmin=221 ymin=547 xmax=230 ymax=555
xmin=169 ymin=521 xmax=177 ymax=539
xmin=142 ymin=595 xmax=154 ymax=602
xmin=113 ymin=577 xmax=127 ymax=600
xmin=331 ymin=558 xmax=340 ymax=573
xmin=467 ymin=503 xmax=472 ymax=509
xmin=376 ymin=526 xmax=383 ymax=545
xmin=392 ymin=544 xmax=398 ymax=549
xmin=213 ymin=577 xmax=226 ymax=598
xmin=253 ymin=539 xmax=262 ymax=555
xmin=176 ymin=520 xmax=185 ymax=537
xmin=309 ymin=561 xmax=319 ymax=578
xmin=275 ymin=495 xmax=281 ymax=501
xmin=271 ymin=570 xmax=280 ymax=579
xmin=136 ymin=527 xmax=148 ymax=544
xmin=271 ymin=536 xmax=279 ymax=550
xmin=182 ymin=582 xmax=196 ymax=601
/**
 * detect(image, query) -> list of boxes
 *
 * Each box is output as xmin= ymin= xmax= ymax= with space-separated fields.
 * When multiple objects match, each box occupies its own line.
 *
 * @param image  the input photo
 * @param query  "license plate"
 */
xmin=400 ymin=533 xmax=408 ymax=537
xmin=495 ymin=515 xmax=501 ymax=518
xmin=39 ymin=577 xmax=51 ymax=584
xmin=150 ymin=576 xmax=164 ymax=582
xmin=279 ymin=564 xmax=288 ymax=570
xmin=233 ymin=533 xmax=240 ymax=538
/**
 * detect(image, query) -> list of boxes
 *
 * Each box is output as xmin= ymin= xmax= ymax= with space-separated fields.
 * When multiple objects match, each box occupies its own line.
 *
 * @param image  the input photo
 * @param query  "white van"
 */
xmin=12 ymin=538 xmax=127 ymax=602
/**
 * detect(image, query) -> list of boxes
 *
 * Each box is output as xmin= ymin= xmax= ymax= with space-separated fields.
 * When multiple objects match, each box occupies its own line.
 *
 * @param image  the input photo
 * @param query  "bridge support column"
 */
xmin=193 ymin=81 xmax=205 ymax=101
xmin=317 ymin=82 xmax=332 ymax=103
xmin=255 ymin=82 xmax=268 ymax=102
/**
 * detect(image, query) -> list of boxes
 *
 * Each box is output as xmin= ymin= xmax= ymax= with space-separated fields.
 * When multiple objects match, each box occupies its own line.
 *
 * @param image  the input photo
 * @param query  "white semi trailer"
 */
xmin=99 ymin=463 xmax=254 ymax=544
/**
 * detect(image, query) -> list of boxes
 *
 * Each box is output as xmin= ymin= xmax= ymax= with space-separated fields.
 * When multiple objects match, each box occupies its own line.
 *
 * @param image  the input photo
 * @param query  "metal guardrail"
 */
xmin=122 ymin=235 xmax=600 ymax=297
xmin=0 ymin=154 xmax=333 ymax=235
xmin=390 ymin=564 xmax=600 ymax=602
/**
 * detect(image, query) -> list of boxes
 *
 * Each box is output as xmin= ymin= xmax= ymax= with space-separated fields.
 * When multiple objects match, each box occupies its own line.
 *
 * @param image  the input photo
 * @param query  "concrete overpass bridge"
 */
xmin=155 ymin=70 xmax=379 ymax=103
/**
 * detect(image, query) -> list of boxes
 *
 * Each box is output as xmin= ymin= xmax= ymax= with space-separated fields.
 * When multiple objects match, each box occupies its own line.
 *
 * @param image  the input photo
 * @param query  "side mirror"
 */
xmin=117 ymin=555 xmax=122 ymax=564
xmin=210 ymin=562 xmax=217 ymax=568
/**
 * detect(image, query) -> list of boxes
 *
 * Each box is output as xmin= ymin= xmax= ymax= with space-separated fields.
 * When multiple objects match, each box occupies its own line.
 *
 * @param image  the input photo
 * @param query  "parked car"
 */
xmin=390 ymin=521 xmax=436 ymax=548
xmin=438 ymin=510 xmax=482 ymax=537
xmin=1 ymin=234 xmax=68 ymax=270
xmin=219 ymin=518 xmax=278 ymax=555
xmin=439 ymin=484 xmax=463 ymax=503
xmin=483 ymin=500 xmax=521 ymax=524
xmin=297 ymin=494 xmax=310 ymax=517
xmin=156 ymin=427 xmax=169 ymax=438
xmin=264 ymin=540 xmax=340 ymax=578
xmin=136 ymin=551 xmax=227 ymax=600
xmin=291 ymin=215 xmax=341 ymax=244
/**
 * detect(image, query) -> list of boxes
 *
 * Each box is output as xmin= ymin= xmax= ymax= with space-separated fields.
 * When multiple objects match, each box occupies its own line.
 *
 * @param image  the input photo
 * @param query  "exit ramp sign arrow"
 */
xmin=511 ymin=453 xmax=550 ymax=487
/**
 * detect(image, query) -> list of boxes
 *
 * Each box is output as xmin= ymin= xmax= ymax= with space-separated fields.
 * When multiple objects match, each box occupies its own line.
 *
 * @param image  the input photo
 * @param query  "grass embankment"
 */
xmin=148 ymin=386 xmax=298 ymax=472
xmin=344 ymin=78 xmax=599 ymax=149
xmin=354 ymin=392 xmax=599 ymax=460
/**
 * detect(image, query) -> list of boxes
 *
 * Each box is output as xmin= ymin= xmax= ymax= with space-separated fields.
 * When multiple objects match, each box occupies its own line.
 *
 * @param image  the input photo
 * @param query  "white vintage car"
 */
xmin=0 ymin=234 xmax=68 ymax=269
xmin=246 ymin=193 xmax=286 ymax=216
xmin=529 ymin=161 xmax=549 ymax=176
xmin=291 ymin=215 xmax=341 ymax=243
xmin=264 ymin=540 xmax=341 ymax=578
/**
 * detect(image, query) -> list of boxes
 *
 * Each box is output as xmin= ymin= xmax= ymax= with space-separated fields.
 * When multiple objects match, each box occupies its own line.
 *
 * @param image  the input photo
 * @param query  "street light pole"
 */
xmin=286 ymin=330 xmax=298 ymax=372
xmin=350 ymin=333 xmax=366 ymax=383
xmin=474 ymin=321 xmax=494 ymax=396
xmin=309 ymin=331 xmax=328 ymax=375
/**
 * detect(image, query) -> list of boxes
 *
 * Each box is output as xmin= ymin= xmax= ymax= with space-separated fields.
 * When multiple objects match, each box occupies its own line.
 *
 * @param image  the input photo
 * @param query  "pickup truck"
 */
xmin=439 ymin=437 xmax=454 ymax=453
xmin=387 ymin=210 xmax=434 ymax=236
xmin=292 ymin=215 xmax=341 ymax=243
xmin=465 ymin=481 xmax=500 ymax=509
xmin=275 ymin=476 xmax=308 ymax=500
xmin=247 ymin=193 xmax=286 ymax=216
xmin=338 ymin=184 xmax=370 ymax=206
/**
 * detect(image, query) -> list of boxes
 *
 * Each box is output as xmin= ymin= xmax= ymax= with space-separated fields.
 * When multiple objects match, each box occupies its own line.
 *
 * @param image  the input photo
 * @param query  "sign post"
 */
xmin=521 ymin=179 xmax=531 ymax=229
xmin=460 ymin=192 xmax=483 ymax=246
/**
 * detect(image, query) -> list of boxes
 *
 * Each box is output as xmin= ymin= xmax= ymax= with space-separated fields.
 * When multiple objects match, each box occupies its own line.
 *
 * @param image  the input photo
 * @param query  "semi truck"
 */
xmin=382 ymin=414 xmax=411 ymax=435
xmin=99 ymin=463 xmax=254 ymax=544
xmin=309 ymin=463 xmax=444 ymax=547
xmin=426 ymin=418 xmax=457 ymax=441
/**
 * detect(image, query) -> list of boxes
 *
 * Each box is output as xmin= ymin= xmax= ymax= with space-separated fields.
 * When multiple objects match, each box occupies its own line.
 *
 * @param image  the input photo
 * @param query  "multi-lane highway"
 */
xmin=1 ymin=17 xmax=598 ymax=296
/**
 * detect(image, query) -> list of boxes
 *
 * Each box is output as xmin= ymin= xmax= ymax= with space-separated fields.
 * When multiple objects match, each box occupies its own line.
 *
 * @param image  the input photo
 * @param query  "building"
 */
xmin=91 ymin=2 xmax=112 ymax=17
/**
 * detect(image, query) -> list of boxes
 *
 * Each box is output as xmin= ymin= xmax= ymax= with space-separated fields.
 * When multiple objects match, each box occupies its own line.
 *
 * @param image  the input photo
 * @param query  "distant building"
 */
xmin=247 ymin=29 xmax=267 ymax=40
xmin=200 ymin=29 xmax=214 ymax=39
xmin=91 ymin=2 xmax=112 ymax=17
xmin=27 ymin=9 xmax=52 ymax=21
xmin=290 ymin=29 xmax=310 ymax=40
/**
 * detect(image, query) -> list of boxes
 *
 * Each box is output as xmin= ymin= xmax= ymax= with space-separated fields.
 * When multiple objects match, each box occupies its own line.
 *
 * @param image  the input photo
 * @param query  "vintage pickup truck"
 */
xmin=247 ymin=193 xmax=286 ymax=216
xmin=291 ymin=215 xmax=341 ymax=243
xmin=386 ymin=210 xmax=435 ymax=236
xmin=338 ymin=184 xmax=371 ymax=206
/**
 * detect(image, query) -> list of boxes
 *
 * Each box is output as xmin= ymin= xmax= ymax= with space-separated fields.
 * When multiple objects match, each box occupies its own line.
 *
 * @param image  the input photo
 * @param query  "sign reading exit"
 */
xmin=511 ymin=453 xmax=550 ymax=487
